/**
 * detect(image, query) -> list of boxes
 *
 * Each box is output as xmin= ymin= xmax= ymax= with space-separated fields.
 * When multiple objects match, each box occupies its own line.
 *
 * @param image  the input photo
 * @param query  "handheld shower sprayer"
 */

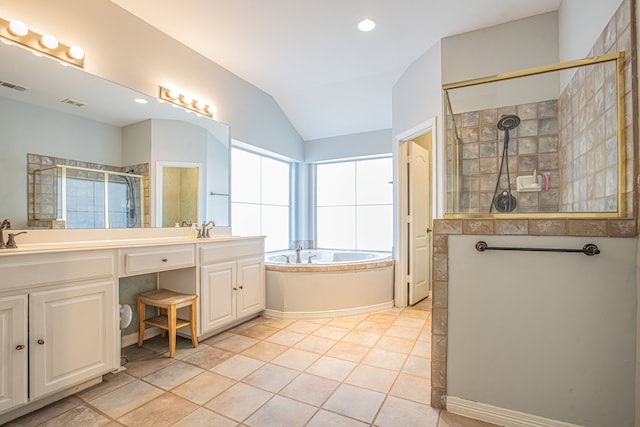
xmin=490 ymin=114 xmax=520 ymax=213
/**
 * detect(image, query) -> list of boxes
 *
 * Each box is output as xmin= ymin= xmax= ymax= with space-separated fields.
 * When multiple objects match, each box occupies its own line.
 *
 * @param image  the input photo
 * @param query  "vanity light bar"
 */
xmin=159 ymin=86 xmax=214 ymax=118
xmin=0 ymin=17 xmax=85 ymax=68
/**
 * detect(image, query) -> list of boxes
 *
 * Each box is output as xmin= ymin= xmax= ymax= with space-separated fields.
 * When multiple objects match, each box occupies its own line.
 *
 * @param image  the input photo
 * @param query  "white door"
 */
xmin=0 ymin=295 xmax=27 ymax=413
xmin=408 ymin=141 xmax=431 ymax=305
xmin=200 ymin=261 xmax=237 ymax=334
xmin=236 ymin=257 xmax=265 ymax=318
xmin=30 ymin=281 xmax=117 ymax=399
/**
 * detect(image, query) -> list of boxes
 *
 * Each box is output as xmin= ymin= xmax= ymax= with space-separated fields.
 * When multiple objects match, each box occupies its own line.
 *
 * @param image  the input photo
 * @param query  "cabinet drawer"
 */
xmin=200 ymin=239 xmax=264 ymax=265
xmin=121 ymin=245 xmax=195 ymax=276
xmin=0 ymin=251 xmax=116 ymax=291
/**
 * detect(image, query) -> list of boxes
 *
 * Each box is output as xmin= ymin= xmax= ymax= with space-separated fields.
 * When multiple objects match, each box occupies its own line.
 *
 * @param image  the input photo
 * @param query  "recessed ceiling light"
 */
xmin=134 ymin=98 xmax=148 ymax=104
xmin=358 ymin=18 xmax=376 ymax=32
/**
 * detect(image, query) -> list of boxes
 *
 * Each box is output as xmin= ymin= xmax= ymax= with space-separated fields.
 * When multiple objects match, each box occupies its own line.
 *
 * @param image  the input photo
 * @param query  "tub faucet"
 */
xmin=6 ymin=231 xmax=26 ymax=249
xmin=307 ymin=254 xmax=316 ymax=264
xmin=295 ymin=244 xmax=302 ymax=264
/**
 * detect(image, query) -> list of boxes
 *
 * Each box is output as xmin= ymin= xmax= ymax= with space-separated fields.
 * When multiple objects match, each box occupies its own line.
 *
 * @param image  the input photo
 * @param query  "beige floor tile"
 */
xmin=243 ymin=363 xmax=300 ymax=393
xmin=345 ymin=364 xmax=397 ymax=393
xmin=258 ymin=317 xmax=297 ymax=329
xmin=307 ymin=409 xmax=369 ymax=426
xmin=312 ymin=325 xmax=349 ymax=340
xmin=244 ymin=395 xmax=317 ymax=426
xmin=172 ymin=407 xmax=237 ymax=426
xmin=362 ymin=348 xmax=407 ymax=371
xmin=326 ymin=341 xmax=370 ymax=362
xmin=121 ymin=345 xmax=156 ymax=362
xmin=241 ymin=341 xmax=289 ymax=362
xmin=374 ymin=395 xmax=439 ymax=427
xmin=367 ymin=313 xmax=399 ymax=324
xmin=285 ymin=320 xmax=322 ymax=334
xmin=116 ymin=393 xmax=198 ymax=426
xmin=294 ymin=335 xmax=337 ymax=354
xmin=266 ymin=329 xmax=307 ymax=346
xmin=394 ymin=316 xmax=427 ymax=328
xmin=212 ymin=334 xmax=260 ymax=352
xmin=89 ymin=380 xmax=164 ymax=419
xmin=161 ymin=338 xmax=203 ymax=359
xmin=384 ymin=325 xmax=421 ymax=340
xmin=5 ymin=396 xmax=83 ymax=427
xmin=236 ymin=324 xmax=280 ymax=340
xmin=418 ymin=327 xmax=432 ymax=342
xmin=401 ymin=308 xmax=430 ymax=319
xmin=77 ymin=372 xmax=136 ymax=402
xmin=204 ymin=382 xmax=273 ymax=422
xmin=142 ymin=360 xmax=204 ymax=390
xmin=390 ymin=373 xmax=431 ymax=404
xmin=279 ymin=373 xmax=340 ymax=406
xmin=341 ymin=330 xmax=381 ymax=347
xmin=201 ymin=331 xmax=234 ymax=346
xmin=211 ymin=354 xmax=265 ymax=380
xmin=411 ymin=339 xmax=431 ymax=358
xmin=37 ymin=404 xmax=112 ymax=427
xmin=326 ymin=317 xmax=363 ymax=329
xmin=171 ymin=371 xmax=236 ymax=405
xmin=306 ymin=356 xmax=356 ymax=381
xmin=374 ymin=336 xmax=415 ymax=354
xmin=354 ymin=320 xmax=389 ymax=335
xmin=323 ymin=384 xmax=385 ymax=423
xmin=182 ymin=345 xmax=234 ymax=369
xmin=271 ymin=348 xmax=320 ymax=371
xmin=402 ymin=355 xmax=431 ymax=377
xmin=122 ymin=355 xmax=176 ymax=379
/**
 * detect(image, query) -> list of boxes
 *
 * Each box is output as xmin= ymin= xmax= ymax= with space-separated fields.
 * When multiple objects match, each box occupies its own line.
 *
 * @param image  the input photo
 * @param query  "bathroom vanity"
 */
xmin=0 ymin=230 xmax=265 ymax=423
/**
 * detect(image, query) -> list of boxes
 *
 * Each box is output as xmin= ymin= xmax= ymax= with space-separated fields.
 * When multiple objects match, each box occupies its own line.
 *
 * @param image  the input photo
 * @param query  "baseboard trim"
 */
xmin=446 ymin=396 xmax=583 ymax=427
xmin=263 ymin=300 xmax=394 ymax=319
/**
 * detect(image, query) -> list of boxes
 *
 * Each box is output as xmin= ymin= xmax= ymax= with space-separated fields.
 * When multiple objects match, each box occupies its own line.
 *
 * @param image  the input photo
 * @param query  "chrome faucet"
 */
xmin=199 ymin=220 xmax=216 ymax=238
xmin=0 ymin=219 xmax=11 ymax=249
xmin=295 ymin=244 xmax=302 ymax=264
xmin=180 ymin=220 xmax=193 ymax=227
xmin=307 ymin=254 xmax=316 ymax=264
xmin=6 ymin=231 xmax=26 ymax=249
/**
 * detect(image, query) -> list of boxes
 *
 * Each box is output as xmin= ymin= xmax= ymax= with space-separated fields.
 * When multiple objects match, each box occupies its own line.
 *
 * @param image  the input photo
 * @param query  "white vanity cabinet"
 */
xmin=0 ymin=250 xmax=118 ymax=418
xmin=199 ymin=238 xmax=265 ymax=336
xmin=0 ymin=295 xmax=27 ymax=413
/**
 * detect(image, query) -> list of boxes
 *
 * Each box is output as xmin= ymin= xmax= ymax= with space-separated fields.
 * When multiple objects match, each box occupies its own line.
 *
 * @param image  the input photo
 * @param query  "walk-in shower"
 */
xmin=489 ymin=114 xmax=520 ymax=213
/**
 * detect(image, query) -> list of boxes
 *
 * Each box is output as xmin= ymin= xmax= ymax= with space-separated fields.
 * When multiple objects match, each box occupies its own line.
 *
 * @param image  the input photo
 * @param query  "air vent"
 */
xmin=61 ymin=98 xmax=87 ymax=107
xmin=0 ymin=80 xmax=27 ymax=91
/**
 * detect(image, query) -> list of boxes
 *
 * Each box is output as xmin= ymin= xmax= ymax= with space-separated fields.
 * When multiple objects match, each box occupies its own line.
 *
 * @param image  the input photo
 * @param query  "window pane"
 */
xmin=317 ymin=206 xmax=356 ymax=249
xmin=356 ymin=205 xmax=393 ymax=251
xmin=317 ymin=162 xmax=355 ymax=206
xmin=262 ymin=205 xmax=289 ymax=252
xmin=261 ymin=157 xmax=289 ymax=206
xmin=231 ymin=203 xmax=260 ymax=237
xmin=231 ymin=148 xmax=261 ymax=203
xmin=357 ymin=158 xmax=393 ymax=205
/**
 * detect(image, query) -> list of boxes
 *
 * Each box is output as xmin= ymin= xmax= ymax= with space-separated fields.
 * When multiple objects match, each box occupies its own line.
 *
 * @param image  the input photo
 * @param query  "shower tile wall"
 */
xmin=27 ymin=153 xmax=150 ymax=228
xmin=454 ymin=100 xmax=560 ymax=213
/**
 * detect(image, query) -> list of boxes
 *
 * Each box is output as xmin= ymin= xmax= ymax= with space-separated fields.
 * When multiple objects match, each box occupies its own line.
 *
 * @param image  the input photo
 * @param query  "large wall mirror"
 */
xmin=443 ymin=53 xmax=625 ymax=217
xmin=0 ymin=40 xmax=230 ymax=229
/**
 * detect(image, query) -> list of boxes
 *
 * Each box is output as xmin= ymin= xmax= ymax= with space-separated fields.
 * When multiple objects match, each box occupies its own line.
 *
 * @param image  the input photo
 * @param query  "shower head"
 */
xmin=497 ymin=114 xmax=520 ymax=131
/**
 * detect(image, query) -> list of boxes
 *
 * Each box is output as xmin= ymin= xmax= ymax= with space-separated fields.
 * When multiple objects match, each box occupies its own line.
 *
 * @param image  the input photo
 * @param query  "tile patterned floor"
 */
xmin=7 ymin=298 xmax=500 ymax=427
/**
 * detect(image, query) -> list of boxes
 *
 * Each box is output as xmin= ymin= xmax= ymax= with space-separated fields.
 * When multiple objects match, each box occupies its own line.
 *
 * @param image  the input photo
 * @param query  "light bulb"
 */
xmin=207 ymin=104 xmax=217 ymax=114
xmin=8 ymin=20 xmax=28 ymax=36
xmin=134 ymin=98 xmax=148 ymax=104
xmin=67 ymin=45 xmax=85 ymax=60
xmin=40 ymin=34 xmax=58 ymax=49
xmin=182 ymin=94 xmax=193 ymax=105
xmin=167 ymin=89 xmax=179 ymax=99
xmin=196 ymin=100 xmax=207 ymax=110
xmin=357 ymin=18 xmax=376 ymax=32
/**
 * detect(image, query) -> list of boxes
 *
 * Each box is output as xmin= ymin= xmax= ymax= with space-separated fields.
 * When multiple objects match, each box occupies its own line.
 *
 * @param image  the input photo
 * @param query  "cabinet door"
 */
xmin=30 ymin=280 xmax=117 ymax=399
xmin=0 ymin=295 xmax=27 ymax=413
xmin=201 ymin=261 xmax=236 ymax=334
xmin=237 ymin=257 xmax=265 ymax=319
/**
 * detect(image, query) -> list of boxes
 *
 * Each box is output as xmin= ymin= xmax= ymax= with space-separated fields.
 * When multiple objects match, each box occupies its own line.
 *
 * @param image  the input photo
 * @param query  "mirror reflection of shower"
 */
xmin=490 ymin=114 xmax=520 ymax=213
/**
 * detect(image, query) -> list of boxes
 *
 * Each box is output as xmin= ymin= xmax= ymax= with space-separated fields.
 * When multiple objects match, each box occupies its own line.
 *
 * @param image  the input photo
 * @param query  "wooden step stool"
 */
xmin=137 ymin=289 xmax=198 ymax=358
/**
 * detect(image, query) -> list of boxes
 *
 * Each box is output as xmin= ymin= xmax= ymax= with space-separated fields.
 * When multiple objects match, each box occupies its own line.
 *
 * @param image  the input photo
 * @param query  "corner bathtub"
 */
xmin=265 ymin=249 xmax=395 ymax=319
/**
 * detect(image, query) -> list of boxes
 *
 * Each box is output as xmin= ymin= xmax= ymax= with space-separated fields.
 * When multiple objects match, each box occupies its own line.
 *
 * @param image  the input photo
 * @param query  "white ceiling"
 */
xmin=110 ymin=0 xmax=562 ymax=141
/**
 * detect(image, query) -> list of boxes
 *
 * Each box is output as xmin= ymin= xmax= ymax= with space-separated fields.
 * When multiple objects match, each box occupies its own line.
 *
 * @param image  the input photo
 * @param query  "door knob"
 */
xmin=37 ymin=339 xmax=45 ymax=345
xmin=16 ymin=344 xmax=25 ymax=350
xmin=427 ymin=228 xmax=433 ymax=233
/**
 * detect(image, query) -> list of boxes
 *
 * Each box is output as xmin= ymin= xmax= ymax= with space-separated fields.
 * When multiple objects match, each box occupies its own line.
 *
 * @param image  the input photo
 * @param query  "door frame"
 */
xmin=393 ymin=117 xmax=437 ymax=307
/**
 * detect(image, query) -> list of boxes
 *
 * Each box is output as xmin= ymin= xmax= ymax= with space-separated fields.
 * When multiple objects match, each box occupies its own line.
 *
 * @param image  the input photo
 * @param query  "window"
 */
xmin=316 ymin=157 xmax=392 ymax=251
xmin=231 ymin=147 xmax=290 ymax=252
